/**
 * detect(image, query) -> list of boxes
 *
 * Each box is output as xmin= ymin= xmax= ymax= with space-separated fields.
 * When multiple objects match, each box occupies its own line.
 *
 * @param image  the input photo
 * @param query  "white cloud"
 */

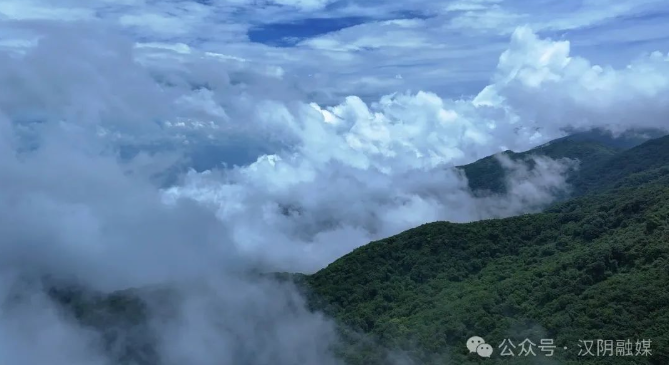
xmin=271 ymin=0 xmax=334 ymax=11
xmin=0 ymin=276 xmax=108 ymax=365
xmin=0 ymin=24 xmax=342 ymax=365
xmin=2 ymin=19 xmax=666 ymax=274
xmin=163 ymin=26 xmax=669 ymax=272
xmin=135 ymin=42 xmax=192 ymax=54
xmin=299 ymin=19 xmax=435 ymax=52
xmin=478 ymin=27 xmax=669 ymax=133
xmin=2 ymin=0 xmax=664 ymax=102
xmin=445 ymin=0 xmax=503 ymax=12
xmin=447 ymin=5 xmax=526 ymax=34
xmin=0 ymin=3 xmax=668 ymax=363
xmin=0 ymin=1 xmax=93 ymax=21
xmin=118 ymin=8 xmax=206 ymax=37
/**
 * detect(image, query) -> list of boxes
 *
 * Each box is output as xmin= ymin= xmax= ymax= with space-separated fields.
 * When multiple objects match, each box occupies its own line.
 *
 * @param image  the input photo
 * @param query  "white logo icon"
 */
xmin=477 ymin=343 xmax=494 ymax=358
xmin=467 ymin=336 xmax=494 ymax=358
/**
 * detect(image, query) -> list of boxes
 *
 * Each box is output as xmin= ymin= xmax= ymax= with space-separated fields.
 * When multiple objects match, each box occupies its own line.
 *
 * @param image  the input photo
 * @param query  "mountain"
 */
xmin=46 ymin=285 xmax=161 ymax=365
xmin=572 ymin=135 xmax=669 ymax=195
xmin=460 ymin=129 xmax=666 ymax=195
xmin=45 ymin=134 xmax=669 ymax=365
xmin=304 ymin=135 xmax=669 ymax=364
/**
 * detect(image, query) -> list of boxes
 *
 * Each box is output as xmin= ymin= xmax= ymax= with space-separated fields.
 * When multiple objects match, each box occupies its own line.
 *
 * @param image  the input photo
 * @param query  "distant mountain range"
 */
xmin=48 ymin=130 xmax=669 ymax=364
xmin=460 ymin=129 xmax=667 ymax=196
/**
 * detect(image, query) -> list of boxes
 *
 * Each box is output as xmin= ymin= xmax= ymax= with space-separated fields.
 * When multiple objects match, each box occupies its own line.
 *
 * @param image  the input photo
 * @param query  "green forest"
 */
xmin=304 ymin=134 xmax=669 ymax=364
xmin=51 ymin=133 xmax=669 ymax=365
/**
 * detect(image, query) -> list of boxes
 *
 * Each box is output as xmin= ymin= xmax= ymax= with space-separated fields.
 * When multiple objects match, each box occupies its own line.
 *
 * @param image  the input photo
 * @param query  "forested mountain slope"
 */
xmin=460 ymin=130 xmax=667 ymax=195
xmin=305 ymin=135 xmax=669 ymax=364
xmin=44 ymin=135 xmax=669 ymax=365
xmin=572 ymin=135 xmax=669 ymax=195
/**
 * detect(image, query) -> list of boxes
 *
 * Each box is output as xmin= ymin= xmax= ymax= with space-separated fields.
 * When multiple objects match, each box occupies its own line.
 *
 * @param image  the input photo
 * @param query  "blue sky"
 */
xmin=248 ymin=16 xmax=372 ymax=46
xmin=2 ymin=3 xmax=669 ymax=363
xmin=1 ymin=0 xmax=669 ymax=271
xmin=2 ymin=0 xmax=668 ymax=103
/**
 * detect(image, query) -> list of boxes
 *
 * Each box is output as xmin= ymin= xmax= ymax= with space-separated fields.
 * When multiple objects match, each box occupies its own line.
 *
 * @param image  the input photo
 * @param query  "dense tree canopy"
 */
xmin=305 ymin=135 xmax=669 ymax=364
xmin=49 ymin=134 xmax=669 ymax=365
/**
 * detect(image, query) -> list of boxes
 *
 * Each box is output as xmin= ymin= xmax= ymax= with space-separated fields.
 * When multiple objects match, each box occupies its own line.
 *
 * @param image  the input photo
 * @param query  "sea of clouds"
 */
xmin=0 ymin=9 xmax=668 ymax=365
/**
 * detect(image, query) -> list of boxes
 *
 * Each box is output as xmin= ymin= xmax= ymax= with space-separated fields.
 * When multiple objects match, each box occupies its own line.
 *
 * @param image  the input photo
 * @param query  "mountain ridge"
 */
xmin=304 ymin=134 xmax=669 ymax=364
xmin=461 ymin=129 xmax=668 ymax=196
xmin=44 ymin=132 xmax=669 ymax=365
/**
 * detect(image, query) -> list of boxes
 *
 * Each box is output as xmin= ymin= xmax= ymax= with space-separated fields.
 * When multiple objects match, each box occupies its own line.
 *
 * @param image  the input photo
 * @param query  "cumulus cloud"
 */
xmin=164 ymin=26 xmax=668 ymax=272
xmin=164 ymin=131 xmax=577 ymax=272
xmin=3 ymin=0 xmax=666 ymax=103
xmin=475 ymin=26 xmax=669 ymax=134
xmin=0 ymin=111 xmax=344 ymax=365
xmin=0 ymin=27 xmax=342 ymax=365
xmin=0 ymin=6 xmax=667 ymax=364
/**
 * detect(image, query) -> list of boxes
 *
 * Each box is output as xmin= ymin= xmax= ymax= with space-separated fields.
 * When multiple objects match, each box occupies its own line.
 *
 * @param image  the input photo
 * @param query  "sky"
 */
xmin=0 ymin=1 xmax=668 ymax=364
xmin=1 ymin=0 xmax=668 ymax=102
